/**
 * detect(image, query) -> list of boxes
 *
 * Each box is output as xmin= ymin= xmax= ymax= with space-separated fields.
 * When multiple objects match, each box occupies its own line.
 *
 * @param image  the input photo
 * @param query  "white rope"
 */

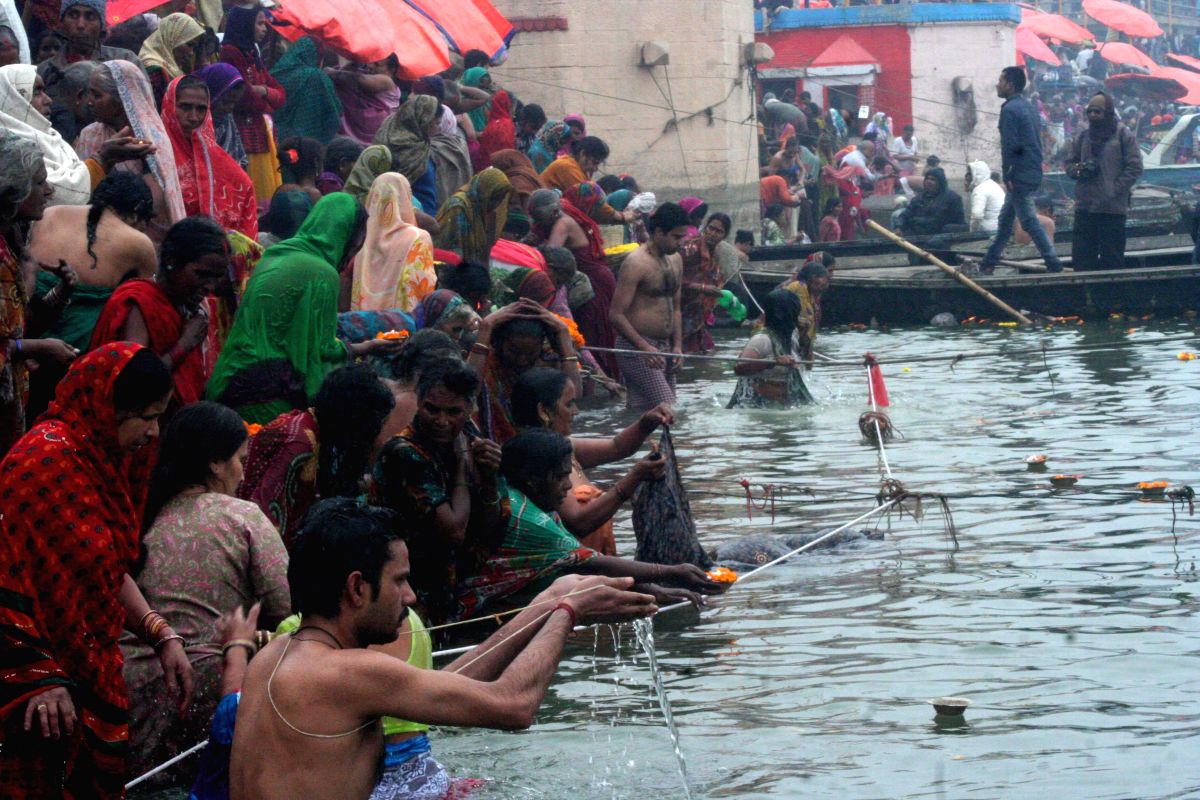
xmin=125 ymin=739 xmax=209 ymax=789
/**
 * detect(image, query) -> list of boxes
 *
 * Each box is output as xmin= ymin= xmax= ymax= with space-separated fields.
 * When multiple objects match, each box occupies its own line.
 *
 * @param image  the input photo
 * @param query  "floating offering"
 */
xmin=374 ymin=329 xmax=410 ymax=341
xmin=1025 ymin=454 xmax=1048 ymax=465
xmin=706 ymin=567 xmax=738 ymax=584
xmin=1178 ymin=352 xmax=1197 ymax=361
xmin=1050 ymin=474 xmax=1080 ymax=488
xmin=928 ymin=697 xmax=971 ymax=717
xmin=1138 ymin=481 xmax=1169 ymax=498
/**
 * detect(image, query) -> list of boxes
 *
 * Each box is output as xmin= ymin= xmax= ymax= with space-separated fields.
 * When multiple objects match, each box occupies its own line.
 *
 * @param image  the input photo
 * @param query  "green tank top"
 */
xmin=274 ymin=611 xmax=432 ymax=736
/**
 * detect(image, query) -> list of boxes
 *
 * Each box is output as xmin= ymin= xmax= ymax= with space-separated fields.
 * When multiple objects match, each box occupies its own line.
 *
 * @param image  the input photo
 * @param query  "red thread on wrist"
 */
xmin=553 ymin=602 xmax=578 ymax=629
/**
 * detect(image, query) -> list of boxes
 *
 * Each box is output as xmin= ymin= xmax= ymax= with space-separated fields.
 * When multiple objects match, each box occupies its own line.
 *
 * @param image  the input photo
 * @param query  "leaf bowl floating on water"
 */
xmin=1138 ymin=481 xmax=1169 ymax=498
xmin=928 ymin=697 xmax=971 ymax=717
xmin=1050 ymin=474 xmax=1081 ymax=488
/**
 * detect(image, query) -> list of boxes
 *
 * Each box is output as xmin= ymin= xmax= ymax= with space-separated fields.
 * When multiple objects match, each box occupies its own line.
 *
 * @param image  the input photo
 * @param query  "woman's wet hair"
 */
xmin=511 ymin=367 xmax=568 ymax=429
xmin=112 ymin=348 xmax=173 ymax=413
xmin=86 ymin=172 xmax=154 ymax=269
xmin=161 ymin=215 xmax=228 ymax=271
xmin=571 ymin=135 xmax=609 ymax=162
xmin=491 ymin=317 xmax=548 ymax=349
xmin=394 ymin=328 xmax=461 ymax=385
xmin=289 ymin=498 xmax=403 ymax=618
xmin=798 ymin=261 xmax=829 ymax=283
xmin=500 ymin=428 xmax=573 ymax=491
xmin=596 ymin=175 xmax=623 ymax=194
xmin=762 ymin=288 xmax=801 ymax=356
xmin=143 ymin=401 xmax=247 ymax=530
xmin=415 ymin=358 xmax=480 ymax=401
xmin=312 ymin=364 xmax=396 ymax=499
xmin=325 ymin=136 xmax=365 ymax=172
xmin=277 ymin=135 xmax=324 ymax=182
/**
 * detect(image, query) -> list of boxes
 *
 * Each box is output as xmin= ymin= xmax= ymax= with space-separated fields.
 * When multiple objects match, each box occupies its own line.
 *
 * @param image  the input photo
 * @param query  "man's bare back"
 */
xmin=611 ymin=244 xmax=680 ymax=342
xmin=28 ymin=205 xmax=156 ymax=289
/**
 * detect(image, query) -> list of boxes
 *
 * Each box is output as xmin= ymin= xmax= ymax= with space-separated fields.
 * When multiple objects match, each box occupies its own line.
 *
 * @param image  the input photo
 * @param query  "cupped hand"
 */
xmin=639 ymin=403 xmax=674 ymax=431
xmin=667 ymin=563 xmax=729 ymax=595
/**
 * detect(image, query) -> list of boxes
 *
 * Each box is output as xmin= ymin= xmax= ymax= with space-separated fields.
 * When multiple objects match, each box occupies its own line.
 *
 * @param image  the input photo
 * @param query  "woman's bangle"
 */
xmin=255 ymin=630 xmax=273 ymax=650
xmin=141 ymin=611 xmax=168 ymax=643
xmin=153 ymin=633 xmax=185 ymax=651
xmin=470 ymin=341 xmax=491 ymax=356
xmin=561 ymin=355 xmax=580 ymax=363
xmin=553 ymin=602 xmax=578 ymax=629
xmin=222 ymin=639 xmax=257 ymax=658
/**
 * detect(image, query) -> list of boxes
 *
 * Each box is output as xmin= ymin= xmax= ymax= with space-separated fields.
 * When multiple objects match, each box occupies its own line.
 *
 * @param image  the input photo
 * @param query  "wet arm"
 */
xmin=571 ymin=415 xmax=657 ymax=468
xmin=559 ymin=475 xmax=635 ymax=535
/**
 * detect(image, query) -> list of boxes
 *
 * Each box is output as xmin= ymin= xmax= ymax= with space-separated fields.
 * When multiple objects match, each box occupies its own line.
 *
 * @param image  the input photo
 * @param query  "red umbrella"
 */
xmin=1150 ymin=66 xmax=1200 ymax=104
xmin=1105 ymin=72 xmax=1187 ymax=101
xmin=1167 ymin=52 xmax=1200 ymax=73
xmin=405 ymin=0 xmax=512 ymax=56
xmin=1016 ymin=26 xmax=1063 ymax=66
xmin=1019 ymin=11 xmax=1095 ymax=44
xmin=106 ymin=0 xmax=158 ymax=25
xmin=271 ymin=0 xmax=450 ymax=78
xmin=1097 ymin=41 xmax=1157 ymax=69
xmin=1082 ymin=0 xmax=1164 ymax=38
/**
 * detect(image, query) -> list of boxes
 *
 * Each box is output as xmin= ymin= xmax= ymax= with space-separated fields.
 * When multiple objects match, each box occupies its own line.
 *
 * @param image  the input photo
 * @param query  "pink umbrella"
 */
xmin=1150 ymin=66 xmax=1200 ymax=104
xmin=1082 ymin=0 xmax=1164 ymax=38
xmin=1019 ymin=11 xmax=1096 ymax=44
xmin=1016 ymin=26 xmax=1063 ymax=66
xmin=1097 ymin=41 xmax=1157 ymax=69
xmin=1167 ymin=52 xmax=1200 ymax=73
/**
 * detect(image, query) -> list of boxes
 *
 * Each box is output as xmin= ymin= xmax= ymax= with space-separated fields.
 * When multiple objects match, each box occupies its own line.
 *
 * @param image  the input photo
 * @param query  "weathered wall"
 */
xmin=491 ymin=0 xmax=760 ymax=225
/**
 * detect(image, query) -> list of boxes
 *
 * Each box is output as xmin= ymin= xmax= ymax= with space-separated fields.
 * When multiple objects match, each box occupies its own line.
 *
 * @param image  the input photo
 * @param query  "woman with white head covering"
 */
xmin=0 ymin=64 xmax=91 ymax=205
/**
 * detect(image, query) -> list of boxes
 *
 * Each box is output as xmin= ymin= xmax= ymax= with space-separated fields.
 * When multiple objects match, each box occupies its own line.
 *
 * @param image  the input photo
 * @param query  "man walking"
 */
xmin=980 ymin=66 xmax=1064 ymax=274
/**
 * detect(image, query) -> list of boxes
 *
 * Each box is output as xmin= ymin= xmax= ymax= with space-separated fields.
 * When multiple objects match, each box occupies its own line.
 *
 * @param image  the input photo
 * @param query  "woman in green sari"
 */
xmin=461 ymin=67 xmax=492 ymax=134
xmin=205 ymin=192 xmax=401 ymax=424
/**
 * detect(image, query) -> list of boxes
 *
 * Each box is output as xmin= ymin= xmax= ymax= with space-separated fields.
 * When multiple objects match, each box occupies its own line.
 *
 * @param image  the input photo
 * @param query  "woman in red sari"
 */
xmin=162 ymin=74 xmax=259 ymax=239
xmin=476 ymin=89 xmax=515 ymax=168
xmin=0 ymin=345 xmax=193 ymax=799
xmin=89 ymin=217 xmax=231 ymax=409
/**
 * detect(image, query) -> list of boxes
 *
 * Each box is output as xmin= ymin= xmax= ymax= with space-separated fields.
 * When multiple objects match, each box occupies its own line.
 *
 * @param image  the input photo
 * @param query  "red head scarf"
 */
xmin=478 ymin=89 xmax=516 ymax=162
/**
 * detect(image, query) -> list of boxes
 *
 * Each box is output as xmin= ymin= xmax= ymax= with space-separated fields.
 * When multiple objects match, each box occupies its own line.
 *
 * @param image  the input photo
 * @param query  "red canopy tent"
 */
xmin=1019 ymin=10 xmax=1095 ymax=44
xmin=1082 ymin=0 xmax=1164 ymax=38
xmin=1167 ymin=52 xmax=1200 ymax=73
xmin=1097 ymin=41 xmax=1157 ymax=69
xmin=405 ymin=0 xmax=512 ymax=56
xmin=1105 ymin=72 xmax=1187 ymax=101
xmin=105 ymin=0 xmax=158 ymax=26
xmin=1016 ymin=26 xmax=1063 ymax=66
xmin=1150 ymin=66 xmax=1200 ymax=104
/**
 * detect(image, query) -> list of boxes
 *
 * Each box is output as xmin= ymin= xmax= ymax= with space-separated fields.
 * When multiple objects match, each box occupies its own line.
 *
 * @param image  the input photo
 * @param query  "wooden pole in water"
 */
xmin=865 ymin=220 xmax=1033 ymax=325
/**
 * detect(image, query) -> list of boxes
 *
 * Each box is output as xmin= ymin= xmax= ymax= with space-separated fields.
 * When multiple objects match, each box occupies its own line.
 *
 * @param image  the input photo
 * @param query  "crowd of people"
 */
xmin=0 ymin=2 xmax=842 ymax=798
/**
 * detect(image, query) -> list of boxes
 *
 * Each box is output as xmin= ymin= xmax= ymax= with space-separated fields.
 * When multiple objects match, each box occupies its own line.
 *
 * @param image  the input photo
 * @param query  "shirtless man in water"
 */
xmin=609 ymin=202 xmax=689 ymax=411
xmin=230 ymin=499 xmax=656 ymax=800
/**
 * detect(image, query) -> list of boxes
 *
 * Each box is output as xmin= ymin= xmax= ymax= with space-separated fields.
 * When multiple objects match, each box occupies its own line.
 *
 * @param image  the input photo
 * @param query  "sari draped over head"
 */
xmin=0 ymin=0 xmax=29 ymax=64
xmin=560 ymin=113 xmax=586 ymax=155
xmin=477 ymin=89 xmax=515 ymax=163
xmin=206 ymin=193 xmax=360 ymax=424
xmin=433 ymin=167 xmax=512 ymax=264
xmin=196 ymin=63 xmax=247 ymax=167
xmin=490 ymin=148 xmax=544 ymax=211
xmin=528 ymin=119 xmax=567 ymax=173
xmin=137 ymin=12 xmax=203 ymax=79
xmin=88 ymin=278 xmax=210 ymax=406
xmin=350 ymin=172 xmax=436 ymax=313
xmin=343 ymin=144 xmax=392 ymax=202
xmin=270 ymin=36 xmax=342 ymax=144
xmin=372 ymin=94 xmax=439 ymax=187
xmin=236 ymin=408 xmax=319 ymax=552
xmin=431 ymin=104 xmax=472 ymax=207
xmin=161 ymin=76 xmax=258 ymax=238
xmin=493 ymin=266 xmax=556 ymax=308
xmin=678 ymin=234 xmax=721 ymax=353
xmin=563 ymin=181 xmax=607 ymax=221
xmin=0 ymin=344 xmax=156 ymax=800
xmin=461 ymin=66 xmax=491 ymax=132
xmin=413 ymin=288 xmax=468 ymax=330
xmin=335 ymin=66 xmax=401 ymax=146
xmin=0 ymin=64 xmax=91 ymax=205
xmin=76 ymin=59 xmax=186 ymax=226
xmin=458 ymin=486 xmax=597 ymax=617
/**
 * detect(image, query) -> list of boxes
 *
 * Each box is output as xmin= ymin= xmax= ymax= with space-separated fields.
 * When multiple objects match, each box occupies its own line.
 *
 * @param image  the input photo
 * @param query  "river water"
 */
xmin=435 ymin=320 xmax=1200 ymax=799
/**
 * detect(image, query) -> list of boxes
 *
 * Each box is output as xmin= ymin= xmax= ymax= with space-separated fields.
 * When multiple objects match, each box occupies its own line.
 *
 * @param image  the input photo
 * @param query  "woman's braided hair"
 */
xmin=85 ymin=172 xmax=154 ymax=270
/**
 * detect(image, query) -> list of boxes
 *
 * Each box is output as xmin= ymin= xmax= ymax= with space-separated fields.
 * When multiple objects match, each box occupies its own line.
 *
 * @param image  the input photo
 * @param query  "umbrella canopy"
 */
xmin=1167 ymin=52 xmax=1200 ymax=73
xmin=1150 ymin=66 xmax=1200 ymax=104
xmin=1097 ymin=41 xmax=1157 ymax=70
xmin=405 ymin=0 xmax=512 ymax=57
xmin=1082 ymin=0 xmax=1164 ymax=38
xmin=1016 ymin=26 xmax=1063 ymax=66
xmin=271 ymin=0 xmax=450 ymax=78
xmin=1105 ymin=72 xmax=1187 ymax=101
xmin=106 ymin=0 xmax=158 ymax=25
xmin=1019 ymin=11 xmax=1096 ymax=44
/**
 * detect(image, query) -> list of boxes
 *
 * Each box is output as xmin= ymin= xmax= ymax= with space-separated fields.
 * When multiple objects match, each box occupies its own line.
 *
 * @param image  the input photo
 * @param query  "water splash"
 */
xmin=633 ymin=617 xmax=693 ymax=800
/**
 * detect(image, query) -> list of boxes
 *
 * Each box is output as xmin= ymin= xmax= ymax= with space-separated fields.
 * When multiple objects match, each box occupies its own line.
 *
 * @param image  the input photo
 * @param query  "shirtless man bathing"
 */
xmin=230 ymin=499 xmax=657 ymax=800
xmin=609 ymin=202 xmax=690 ymax=411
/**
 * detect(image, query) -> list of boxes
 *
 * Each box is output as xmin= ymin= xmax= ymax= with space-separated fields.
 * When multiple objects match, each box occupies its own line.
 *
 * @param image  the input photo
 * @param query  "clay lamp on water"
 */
xmin=1050 ymin=474 xmax=1081 ymax=488
xmin=1025 ymin=454 xmax=1048 ymax=472
xmin=1138 ymin=481 xmax=1169 ymax=499
xmin=928 ymin=697 xmax=971 ymax=719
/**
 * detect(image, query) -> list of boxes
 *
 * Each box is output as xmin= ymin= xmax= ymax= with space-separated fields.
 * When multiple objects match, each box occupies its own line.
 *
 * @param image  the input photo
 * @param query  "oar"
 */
xmin=865 ymin=220 xmax=1033 ymax=325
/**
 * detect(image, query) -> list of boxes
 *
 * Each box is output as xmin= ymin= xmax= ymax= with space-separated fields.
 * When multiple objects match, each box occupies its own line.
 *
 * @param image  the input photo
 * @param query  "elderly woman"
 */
xmin=511 ymin=367 xmax=671 ymax=554
xmin=0 ymin=63 xmax=90 ymax=205
xmin=415 ymin=288 xmax=479 ymax=345
xmin=122 ymin=401 xmax=290 ymax=789
xmin=138 ymin=12 xmax=204 ymax=107
xmin=0 ymin=345 xmax=192 ymax=798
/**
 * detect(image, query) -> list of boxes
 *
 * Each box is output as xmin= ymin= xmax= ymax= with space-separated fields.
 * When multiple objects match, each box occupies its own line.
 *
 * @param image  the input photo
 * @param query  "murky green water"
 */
xmin=435 ymin=320 xmax=1200 ymax=799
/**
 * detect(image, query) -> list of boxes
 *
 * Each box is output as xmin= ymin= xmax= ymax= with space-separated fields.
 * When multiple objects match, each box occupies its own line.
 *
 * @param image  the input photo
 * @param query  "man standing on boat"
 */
xmin=979 ymin=66 xmax=1065 ymax=274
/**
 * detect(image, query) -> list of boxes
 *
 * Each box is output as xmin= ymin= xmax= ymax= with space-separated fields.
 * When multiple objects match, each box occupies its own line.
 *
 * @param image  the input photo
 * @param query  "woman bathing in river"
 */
xmin=728 ymin=288 xmax=813 ymax=408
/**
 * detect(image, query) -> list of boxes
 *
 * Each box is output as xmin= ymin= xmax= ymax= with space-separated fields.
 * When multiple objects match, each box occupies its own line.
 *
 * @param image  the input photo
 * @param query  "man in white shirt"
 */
xmin=891 ymin=124 xmax=919 ymax=175
xmin=968 ymin=160 xmax=1005 ymax=233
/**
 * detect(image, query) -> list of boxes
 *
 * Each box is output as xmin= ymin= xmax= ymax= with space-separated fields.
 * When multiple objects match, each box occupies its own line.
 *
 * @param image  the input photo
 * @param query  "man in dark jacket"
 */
xmin=980 ymin=66 xmax=1065 ymax=273
xmin=901 ymin=167 xmax=966 ymax=265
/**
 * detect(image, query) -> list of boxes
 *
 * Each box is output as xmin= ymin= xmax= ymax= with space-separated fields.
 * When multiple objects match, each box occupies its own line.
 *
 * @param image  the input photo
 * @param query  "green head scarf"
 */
xmin=343 ymin=145 xmax=392 ymax=201
xmin=462 ymin=67 xmax=491 ymax=132
xmin=279 ymin=191 xmax=363 ymax=268
xmin=372 ymin=94 xmax=439 ymax=186
xmin=271 ymin=37 xmax=343 ymax=143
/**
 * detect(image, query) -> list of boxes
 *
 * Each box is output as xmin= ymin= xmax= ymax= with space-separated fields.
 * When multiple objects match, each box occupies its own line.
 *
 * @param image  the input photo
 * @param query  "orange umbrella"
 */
xmin=405 ymin=0 xmax=512 ymax=56
xmin=272 ymin=0 xmax=450 ymax=78
xmin=1019 ymin=11 xmax=1095 ymax=44
xmin=1167 ymin=52 xmax=1200 ymax=73
xmin=1105 ymin=72 xmax=1186 ymax=101
xmin=1016 ymin=26 xmax=1063 ymax=66
xmin=1082 ymin=0 xmax=1164 ymax=38
xmin=1097 ymin=41 xmax=1157 ymax=69
xmin=1150 ymin=66 xmax=1200 ymax=103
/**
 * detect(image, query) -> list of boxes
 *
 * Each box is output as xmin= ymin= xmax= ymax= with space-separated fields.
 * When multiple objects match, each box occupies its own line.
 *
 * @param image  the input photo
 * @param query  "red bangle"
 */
xmin=553 ymin=602 xmax=578 ymax=629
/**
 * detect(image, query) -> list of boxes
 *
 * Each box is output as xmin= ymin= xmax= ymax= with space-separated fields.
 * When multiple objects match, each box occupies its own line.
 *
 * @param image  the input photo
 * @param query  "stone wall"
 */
xmin=491 ymin=0 xmax=761 ymax=226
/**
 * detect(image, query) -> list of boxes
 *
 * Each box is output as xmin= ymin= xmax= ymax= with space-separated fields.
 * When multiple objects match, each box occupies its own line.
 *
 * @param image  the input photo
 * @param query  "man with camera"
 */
xmin=1064 ymin=92 xmax=1143 ymax=271
xmin=979 ymin=66 xmax=1066 ymax=274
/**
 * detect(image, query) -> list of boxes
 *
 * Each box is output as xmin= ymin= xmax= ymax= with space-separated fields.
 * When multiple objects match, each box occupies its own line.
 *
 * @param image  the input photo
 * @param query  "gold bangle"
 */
xmin=222 ymin=639 xmax=257 ymax=658
xmin=561 ymin=355 xmax=580 ymax=363
xmin=153 ymin=633 xmax=185 ymax=651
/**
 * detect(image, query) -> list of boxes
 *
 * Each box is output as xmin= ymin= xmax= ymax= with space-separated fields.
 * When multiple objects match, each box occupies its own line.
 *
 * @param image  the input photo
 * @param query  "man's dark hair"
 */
xmin=706 ymin=212 xmax=732 ymax=237
xmin=510 ymin=367 xmax=568 ymax=428
xmin=395 ymin=329 xmax=461 ymax=385
xmin=289 ymin=499 xmax=403 ymax=619
xmin=416 ymin=358 xmax=480 ymax=401
xmin=765 ymin=202 xmax=785 ymax=221
xmin=500 ymin=429 xmax=574 ymax=491
xmin=648 ymin=201 xmax=689 ymax=234
xmin=798 ymin=261 xmax=829 ymax=283
xmin=517 ymin=102 xmax=546 ymax=129
xmin=312 ymin=364 xmax=395 ymax=499
xmin=596 ymin=175 xmax=623 ymax=194
xmin=925 ymin=155 xmax=941 ymax=167
xmin=1001 ymin=66 xmax=1027 ymax=94
xmin=463 ymin=49 xmax=490 ymax=69
xmin=571 ymin=135 xmax=610 ymax=162
xmin=437 ymin=261 xmax=492 ymax=302
xmin=735 ymin=229 xmax=754 ymax=246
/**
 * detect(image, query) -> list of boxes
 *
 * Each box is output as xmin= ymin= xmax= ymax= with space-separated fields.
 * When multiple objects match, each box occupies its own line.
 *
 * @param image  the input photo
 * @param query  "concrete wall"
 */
xmin=490 ymin=0 xmax=760 ymax=226
xmin=908 ymin=21 xmax=1013 ymax=179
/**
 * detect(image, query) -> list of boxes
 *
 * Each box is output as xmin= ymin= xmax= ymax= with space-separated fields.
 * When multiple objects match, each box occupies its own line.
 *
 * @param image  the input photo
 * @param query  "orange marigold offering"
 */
xmin=707 ymin=567 xmax=738 ymax=584
xmin=244 ymin=422 xmax=262 ymax=436
xmin=553 ymin=314 xmax=585 ymax=348
xmin=375 ymin=330 xmax=410 ymax=341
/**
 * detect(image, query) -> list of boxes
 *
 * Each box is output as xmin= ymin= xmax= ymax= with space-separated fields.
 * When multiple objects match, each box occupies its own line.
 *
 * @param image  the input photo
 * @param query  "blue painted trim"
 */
xmin=756 ymin=3 xmax=1021 ymax=32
